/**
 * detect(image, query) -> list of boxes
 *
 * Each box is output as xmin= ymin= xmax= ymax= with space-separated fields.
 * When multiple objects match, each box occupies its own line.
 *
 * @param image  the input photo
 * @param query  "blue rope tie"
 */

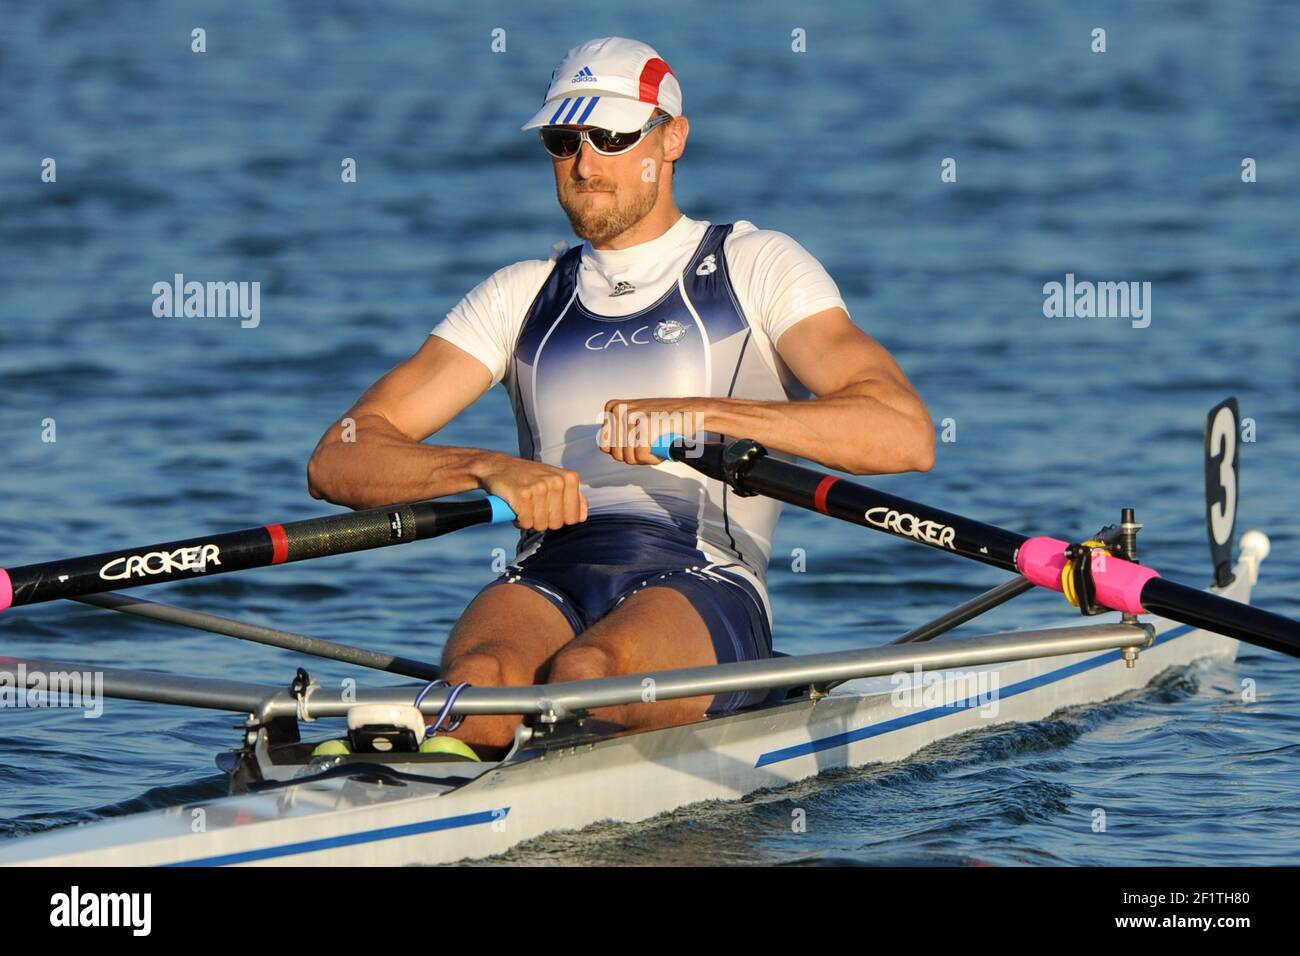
xmin=414 ymin=679 xmax=471 ymax=734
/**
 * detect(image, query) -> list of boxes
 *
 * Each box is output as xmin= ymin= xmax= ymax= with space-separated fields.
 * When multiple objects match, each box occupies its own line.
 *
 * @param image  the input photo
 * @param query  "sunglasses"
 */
xmin=539 ymin=113 xmax=673 ymax=159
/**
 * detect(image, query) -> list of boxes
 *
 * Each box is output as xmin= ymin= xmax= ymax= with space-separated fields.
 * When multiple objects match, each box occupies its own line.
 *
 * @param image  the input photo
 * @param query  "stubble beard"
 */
xmin=559 ymin=177 xmax=660 ymax=245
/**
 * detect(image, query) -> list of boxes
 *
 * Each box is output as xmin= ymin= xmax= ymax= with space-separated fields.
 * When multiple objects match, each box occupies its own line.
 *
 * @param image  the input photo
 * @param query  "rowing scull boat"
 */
xmin=0 ymin=398 xmax=1294 ymax=866
xmin=0 ymin=583 xmax=1264 ymax=866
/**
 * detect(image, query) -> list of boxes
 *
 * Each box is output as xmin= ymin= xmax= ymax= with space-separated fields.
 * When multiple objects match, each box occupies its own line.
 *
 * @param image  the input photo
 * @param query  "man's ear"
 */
xmin=663 ymin=115 xmax=689 ymax=162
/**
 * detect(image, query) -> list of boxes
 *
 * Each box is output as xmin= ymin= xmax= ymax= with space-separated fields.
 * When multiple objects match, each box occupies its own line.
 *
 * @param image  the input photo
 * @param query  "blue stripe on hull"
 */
xmin=166 ymin=807 xmax=510 ymax=866
xmin=755 ymin=625 xmax=1195 ymax=768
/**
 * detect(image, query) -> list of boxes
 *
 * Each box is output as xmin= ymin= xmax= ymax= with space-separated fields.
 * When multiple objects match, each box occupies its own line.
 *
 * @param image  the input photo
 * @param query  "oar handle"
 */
xmin=651 ymin=433 xmax=687 ymax=461
xmin=485 ymin=495 xmax=517 ymax=523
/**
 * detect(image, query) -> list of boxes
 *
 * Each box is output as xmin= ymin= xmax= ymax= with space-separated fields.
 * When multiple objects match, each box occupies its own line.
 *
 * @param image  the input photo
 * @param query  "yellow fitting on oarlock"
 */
xmin=1060 ymin=540 xmax=1111 ymax=609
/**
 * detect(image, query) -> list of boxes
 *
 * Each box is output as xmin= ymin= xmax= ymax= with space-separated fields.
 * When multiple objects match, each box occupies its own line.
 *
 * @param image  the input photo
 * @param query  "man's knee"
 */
xmin=443 ymin=650 xmax=509 ymax=686
xmin=548 ymin=642 xmax=616 ymax=683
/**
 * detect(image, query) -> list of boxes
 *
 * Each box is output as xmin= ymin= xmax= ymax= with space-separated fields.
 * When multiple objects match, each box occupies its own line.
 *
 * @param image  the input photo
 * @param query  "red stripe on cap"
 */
xmin=813 ymin=476 xmax=838 ymax=514
xmin=266 ymin=524 xmax=289 ymax=564
xmin=638 ymin=58 xmax=674 ymax=105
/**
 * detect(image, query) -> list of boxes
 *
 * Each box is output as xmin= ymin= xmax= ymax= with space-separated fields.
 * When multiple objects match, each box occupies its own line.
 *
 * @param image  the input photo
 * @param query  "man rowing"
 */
xmin=307 ymin=36 xmax=935 ymax=759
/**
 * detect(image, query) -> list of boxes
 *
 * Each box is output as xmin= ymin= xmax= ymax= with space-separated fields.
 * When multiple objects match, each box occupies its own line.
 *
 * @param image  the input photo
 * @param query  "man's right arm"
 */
xmin=306 ymin=334 xmax=587 ymax=530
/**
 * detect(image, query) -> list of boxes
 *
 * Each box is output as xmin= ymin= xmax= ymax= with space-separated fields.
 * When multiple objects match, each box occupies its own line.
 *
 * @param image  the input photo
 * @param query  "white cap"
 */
xmin=521 ymin=37 xmax=682 ymax=134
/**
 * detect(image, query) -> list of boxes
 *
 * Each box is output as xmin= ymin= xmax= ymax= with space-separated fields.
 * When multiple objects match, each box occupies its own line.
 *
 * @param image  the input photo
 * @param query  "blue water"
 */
xmin=1 ymin=0 xmax=1298 ymax=864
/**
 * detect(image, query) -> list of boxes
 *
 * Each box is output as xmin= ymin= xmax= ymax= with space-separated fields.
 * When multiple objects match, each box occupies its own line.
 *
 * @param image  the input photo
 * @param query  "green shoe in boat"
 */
xmin=418 ymin=736 xmax=481 ymax=761
xmin=311 ymin=738 xmax=353 ymax=757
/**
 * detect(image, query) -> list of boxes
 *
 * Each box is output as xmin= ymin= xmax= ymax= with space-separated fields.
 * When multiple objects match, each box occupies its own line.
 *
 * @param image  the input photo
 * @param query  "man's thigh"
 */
xmin=550 ymin=586 xmax=720 ymax=728
xmin=441 ymin=582 xmax=576 ymax=685
xmin=571 ymin=586 xmax=718 ymax=672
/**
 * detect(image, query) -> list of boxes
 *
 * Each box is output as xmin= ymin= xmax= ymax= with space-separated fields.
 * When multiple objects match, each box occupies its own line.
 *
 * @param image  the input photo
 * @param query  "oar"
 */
xmin=652 ymin=436 xmax=1300 ymax=659
xmin=0 ymin=495 xmax=516 ymax=611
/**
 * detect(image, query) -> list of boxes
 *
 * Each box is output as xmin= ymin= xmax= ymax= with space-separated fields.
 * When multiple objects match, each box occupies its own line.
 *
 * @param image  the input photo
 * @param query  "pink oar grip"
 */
xmin=1017 ymin=536 xmax=1071 ymax=591
xmin=0 ymin=569 xmax=12 ymax=612
xmin=1016 ymin=536 xmax=1159 ymax=615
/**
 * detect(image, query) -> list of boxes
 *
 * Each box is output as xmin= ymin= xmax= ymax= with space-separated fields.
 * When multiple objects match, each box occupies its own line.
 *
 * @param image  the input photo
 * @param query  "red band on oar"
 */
xmin=813 ymin=476 xmax=838 ymax=514
xmin=266 ymin=525 xmax=289 ymax=564
xmin=0 ymin=569 xmax=12 ymax=611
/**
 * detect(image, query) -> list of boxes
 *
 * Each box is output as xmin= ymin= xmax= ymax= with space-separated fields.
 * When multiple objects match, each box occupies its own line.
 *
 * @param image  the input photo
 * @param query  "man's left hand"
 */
xmin=599 ymin=398 xmax=708 ymax=465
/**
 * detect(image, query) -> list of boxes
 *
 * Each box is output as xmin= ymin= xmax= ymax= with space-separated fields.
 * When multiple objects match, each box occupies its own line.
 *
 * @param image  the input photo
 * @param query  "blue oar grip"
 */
xmin=651 ymin=433 xmax=685 ymax=462
xmin=485 ymin=495 xmax=517 ymax=524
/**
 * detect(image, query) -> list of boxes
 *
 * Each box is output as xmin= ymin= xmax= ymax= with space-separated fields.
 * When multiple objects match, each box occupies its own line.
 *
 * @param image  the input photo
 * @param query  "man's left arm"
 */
xmin=600 ymin=307 xmax=935 ymax=475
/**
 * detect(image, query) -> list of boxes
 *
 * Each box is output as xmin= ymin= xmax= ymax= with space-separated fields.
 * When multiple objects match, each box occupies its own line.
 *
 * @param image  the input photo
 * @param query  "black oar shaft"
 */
xmin=1140 ymin=577 xmax=1299 ymax=657
xmin=1 ymin=497 xmax=509 ymax=611
xmin=662 ymin=437 xmax=1300 ymax=659
xmin=722 ymin=447 xmax=1027 ymax=571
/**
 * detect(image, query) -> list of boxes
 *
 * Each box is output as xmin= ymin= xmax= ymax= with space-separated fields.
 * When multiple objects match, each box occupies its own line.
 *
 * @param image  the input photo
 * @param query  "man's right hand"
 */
xmin=475 ymin=454 xmax=588 ymax=532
